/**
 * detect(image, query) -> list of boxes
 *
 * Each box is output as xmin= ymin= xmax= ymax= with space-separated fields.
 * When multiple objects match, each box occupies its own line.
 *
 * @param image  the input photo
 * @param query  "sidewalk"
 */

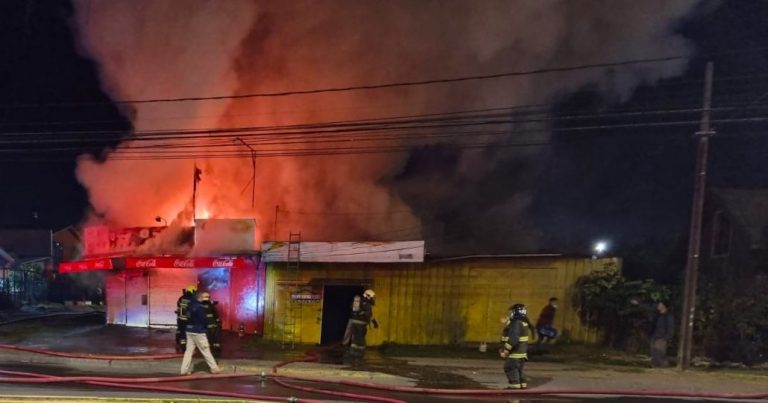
xmin=1 ymin=315 xmax=767 ymax=396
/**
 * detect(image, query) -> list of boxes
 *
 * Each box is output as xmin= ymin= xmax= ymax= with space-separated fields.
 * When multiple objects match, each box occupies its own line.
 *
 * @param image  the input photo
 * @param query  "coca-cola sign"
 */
xmin=211 ymin=259 xmax=235 ymax=268
xmin=59 ymin=258 xmax=114 ymax=273
xmin=173 ymin=259 xmax=195 ymax=268
xmin=134 ymin=259 xmax=158 ymax=268
xmin=125 ymin=257 xmax=246 ymax=270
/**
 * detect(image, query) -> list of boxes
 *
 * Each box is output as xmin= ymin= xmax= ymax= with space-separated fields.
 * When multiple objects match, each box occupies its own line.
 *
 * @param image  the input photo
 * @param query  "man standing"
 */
xmin=535 ymin=297 xmax=558 ymax=349
xmin=175 ymin=285 xmax=196 ymax=353
xmin=500 ymin=303 xmax=531 ymax=389
xmin=201 ymin=292 xmax=222 ymax=356
xmin=650 ymin=301 xmax=674 ymax=367
xmin=180 ymin=291 xmax=222 ymax=375
xmin=348 ymin=289 xmax=378 ymax=362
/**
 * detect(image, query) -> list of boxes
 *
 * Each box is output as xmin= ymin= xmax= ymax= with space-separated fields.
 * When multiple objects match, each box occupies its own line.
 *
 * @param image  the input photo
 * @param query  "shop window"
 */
xmin=711 ymin=210 xmax=732 ymax=257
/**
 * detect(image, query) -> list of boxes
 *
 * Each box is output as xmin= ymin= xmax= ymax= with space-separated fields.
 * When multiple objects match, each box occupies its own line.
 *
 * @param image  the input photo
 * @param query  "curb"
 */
xmin=0 ymin=349 xmax=413 ymax=385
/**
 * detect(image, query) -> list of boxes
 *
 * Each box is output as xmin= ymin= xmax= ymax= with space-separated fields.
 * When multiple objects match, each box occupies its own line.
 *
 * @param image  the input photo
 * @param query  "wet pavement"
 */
xmin=1 ymin=363 xmax=761 ymax=403
xmin=1 ymin=314 xmax=767 ymax=402
xmin=0 ymin=363 xmax=713 ymax=403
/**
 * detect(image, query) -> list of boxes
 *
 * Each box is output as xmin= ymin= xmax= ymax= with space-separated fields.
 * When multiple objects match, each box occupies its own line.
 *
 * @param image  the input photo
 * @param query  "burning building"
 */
xmin=59 ymin=219 xmax=265 ymax=333
xmin=59 ymin=222 xmax=614 ymax=345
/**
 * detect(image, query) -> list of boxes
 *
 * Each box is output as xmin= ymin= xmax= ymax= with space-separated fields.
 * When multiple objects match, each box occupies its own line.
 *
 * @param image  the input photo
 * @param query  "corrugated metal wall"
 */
xmin=264 ymin=257 xmax=617 ymax=345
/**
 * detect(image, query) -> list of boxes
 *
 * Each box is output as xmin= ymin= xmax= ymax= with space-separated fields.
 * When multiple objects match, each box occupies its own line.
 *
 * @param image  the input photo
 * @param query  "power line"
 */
xmin=0 ymin=54 xmax=692 ymax=109
xmin=4 ymin=101 xmax=768 ymax=145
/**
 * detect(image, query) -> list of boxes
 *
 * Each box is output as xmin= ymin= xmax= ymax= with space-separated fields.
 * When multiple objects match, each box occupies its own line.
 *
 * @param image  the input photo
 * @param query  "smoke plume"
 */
xmin=71 ymin=0 xmax=699 ymax=253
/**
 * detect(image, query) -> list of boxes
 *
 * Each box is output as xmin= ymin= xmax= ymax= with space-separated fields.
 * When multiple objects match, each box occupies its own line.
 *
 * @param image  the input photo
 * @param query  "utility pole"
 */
xmin=678 ymin=61 xmax=714 ymax=370
xmin=273 ymin=205 xmax=279 ymax=241
xmin=234 ymin=137 xmax=256 ymax=209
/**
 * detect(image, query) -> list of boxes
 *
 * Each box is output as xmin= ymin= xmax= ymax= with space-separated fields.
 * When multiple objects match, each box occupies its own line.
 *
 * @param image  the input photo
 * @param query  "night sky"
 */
xmin=2 ymin=1 xmax=768 ymax=282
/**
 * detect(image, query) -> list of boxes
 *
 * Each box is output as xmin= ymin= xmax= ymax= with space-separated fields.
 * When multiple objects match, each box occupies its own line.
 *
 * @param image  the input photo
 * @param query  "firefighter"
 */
xmin=200 ymin=291 xmax=222 ymax=356
xmin=500 ymin=303 xmax=531 ymax=389
xmin=348 ymin=289 xmax=378 ymax=361
xmin=175 ymin=285 xmax=197 ymax=353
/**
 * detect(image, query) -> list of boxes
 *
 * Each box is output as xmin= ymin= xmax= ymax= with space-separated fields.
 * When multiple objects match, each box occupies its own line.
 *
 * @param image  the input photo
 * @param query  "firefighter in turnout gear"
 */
xmin=348 ymin=289 xmax=378 ymax=361
xmin=200 ymin=292 xmax=222 ymax=356
xmin=175 ymin=285 xmax=197 ymax=353
xmin=500 ymin=303 xmax=531 ymax=389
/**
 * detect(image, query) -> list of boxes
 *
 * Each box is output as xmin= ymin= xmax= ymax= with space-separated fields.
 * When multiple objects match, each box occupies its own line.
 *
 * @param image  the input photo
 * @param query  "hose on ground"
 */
xmin=2 ymin=343 xmax=767 ymax=400
xmin=0 ymin=369 xmax=322 ymax=403
xmin=0 ymin=343 xmax=180 ymax=360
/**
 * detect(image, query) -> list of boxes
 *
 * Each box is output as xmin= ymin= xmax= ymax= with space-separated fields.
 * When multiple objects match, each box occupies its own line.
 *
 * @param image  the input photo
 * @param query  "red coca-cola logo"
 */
xmin=211 ymin=259 xmax=234 ymax=268
xmin=173 ymin=259 xmax=195 ymax=268
xmin=135 ymin=259 xmax=157 ymax=268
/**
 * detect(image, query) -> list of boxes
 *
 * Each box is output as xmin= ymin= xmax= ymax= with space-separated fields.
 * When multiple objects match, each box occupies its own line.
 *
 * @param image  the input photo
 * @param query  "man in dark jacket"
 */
xmin=500 ymin=303 xmax=531 ymax=389
xmin=535 ymin=297 xmax=558 ymax=349
xmin=180 ymin=291 xmax=222 ymax=375
xmin=650 ymin=301 xmax=674 ymax=367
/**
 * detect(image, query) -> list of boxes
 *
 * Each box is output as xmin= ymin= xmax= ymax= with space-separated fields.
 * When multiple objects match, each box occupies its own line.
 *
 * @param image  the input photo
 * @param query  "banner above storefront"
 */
xmin=261 ymin=241 xmax=425 ymax=263
xmin=59 ymin=258 xmax=114 ymax=273
xmin=125 ymin=257 xmax=246 ymax=270
xmin=59 ymin=257 xmax=248 ymax=273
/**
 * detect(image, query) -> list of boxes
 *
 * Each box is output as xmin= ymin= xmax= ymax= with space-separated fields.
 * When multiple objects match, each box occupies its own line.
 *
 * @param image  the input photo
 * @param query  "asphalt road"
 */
xmin=0 ymin=364 xmax=756 ymax=403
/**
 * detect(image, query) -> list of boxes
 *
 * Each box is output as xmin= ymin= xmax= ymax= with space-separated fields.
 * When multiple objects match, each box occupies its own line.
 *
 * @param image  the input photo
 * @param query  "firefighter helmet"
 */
xmin=363 ymin=289 xmax=375 ymax=299
xmin=510 ymin=303 xmax=528 ymax=320
xmin=185 ymin=285 xmax=197 ymax=293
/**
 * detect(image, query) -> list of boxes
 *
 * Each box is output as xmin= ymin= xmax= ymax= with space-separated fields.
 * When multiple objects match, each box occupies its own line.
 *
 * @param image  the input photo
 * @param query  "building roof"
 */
xmin=0 ymin=229 xmax=52 ymax=258
xmin=711 ymin=188 xmax=768 ymax=248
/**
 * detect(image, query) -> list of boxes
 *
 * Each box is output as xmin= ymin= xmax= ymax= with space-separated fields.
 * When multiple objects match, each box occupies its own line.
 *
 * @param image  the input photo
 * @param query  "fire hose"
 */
xmin=0 ymin=344 xmax=767 ymax=401
xmin=0 ymin=343 xmax=181 ymax=360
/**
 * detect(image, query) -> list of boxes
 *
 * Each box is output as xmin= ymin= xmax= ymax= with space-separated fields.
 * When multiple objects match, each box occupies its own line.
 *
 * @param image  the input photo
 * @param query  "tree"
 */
xmin=573 ymin=266 xmax=672 ymax=351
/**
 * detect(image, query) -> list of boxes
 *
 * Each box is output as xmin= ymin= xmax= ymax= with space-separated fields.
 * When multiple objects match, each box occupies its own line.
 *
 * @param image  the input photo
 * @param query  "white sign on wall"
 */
xmin=261 ymin=241 xmax=425 ymax=263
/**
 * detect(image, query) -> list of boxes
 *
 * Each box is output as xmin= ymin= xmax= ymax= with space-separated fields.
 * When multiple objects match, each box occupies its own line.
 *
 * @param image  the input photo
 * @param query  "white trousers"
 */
xmin=180 ymin=331 xmax=220 ymax=374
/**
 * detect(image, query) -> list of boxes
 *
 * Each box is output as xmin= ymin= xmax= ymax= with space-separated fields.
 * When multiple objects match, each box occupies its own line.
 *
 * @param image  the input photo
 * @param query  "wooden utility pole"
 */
xmin=678 ymin=61 xmax=715 ymax=370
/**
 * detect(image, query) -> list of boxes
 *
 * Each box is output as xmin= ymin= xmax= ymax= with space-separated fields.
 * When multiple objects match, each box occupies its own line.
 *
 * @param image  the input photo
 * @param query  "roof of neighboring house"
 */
xmin=0 ymin=229 xmax=52 ymax=258
xmin=0 ymin=247 xmax=15 ymax=268
xmin=711 ymin=188 xmax=768 ymax=249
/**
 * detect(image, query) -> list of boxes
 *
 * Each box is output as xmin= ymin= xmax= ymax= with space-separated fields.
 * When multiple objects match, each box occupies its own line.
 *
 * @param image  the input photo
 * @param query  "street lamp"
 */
xmin=593 ymin=240 xmax=608 ymax=259
xmin=155 ymin=216 xmax=168 ymax=226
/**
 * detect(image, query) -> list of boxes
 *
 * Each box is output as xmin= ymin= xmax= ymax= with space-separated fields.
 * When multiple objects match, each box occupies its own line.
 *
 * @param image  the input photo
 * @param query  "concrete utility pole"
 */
xmin=678 ymin=61 xmax=715 ymax=370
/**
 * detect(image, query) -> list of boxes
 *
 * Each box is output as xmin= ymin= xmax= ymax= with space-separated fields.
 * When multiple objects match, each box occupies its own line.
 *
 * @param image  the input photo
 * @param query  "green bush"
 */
xmin=573 ymin=265 xmax=672 ymax=352
xmin=698 ymin=274 xmax=768 ymax=365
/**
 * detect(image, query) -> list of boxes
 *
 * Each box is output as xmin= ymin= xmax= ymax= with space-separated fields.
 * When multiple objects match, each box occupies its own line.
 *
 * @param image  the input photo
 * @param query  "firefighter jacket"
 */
xmin=501 ymin=318 xmax=530 ymax=359
xmin=202 ymin=300 xmax=221 ymax=330
xmin=176 ymin=291 xmax=194 ymax=321
xmin=350 ymin=296 xmax=373 ymax=326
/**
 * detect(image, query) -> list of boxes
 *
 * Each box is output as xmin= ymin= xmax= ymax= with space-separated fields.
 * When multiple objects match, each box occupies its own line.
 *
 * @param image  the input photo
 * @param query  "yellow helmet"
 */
xmin=201 ymin=292 xmax=211 ymax=301
xmin=363 ymin=289 xmax=375 ymax=299
xmin=185 ymin=285 xmax=197 ymax=293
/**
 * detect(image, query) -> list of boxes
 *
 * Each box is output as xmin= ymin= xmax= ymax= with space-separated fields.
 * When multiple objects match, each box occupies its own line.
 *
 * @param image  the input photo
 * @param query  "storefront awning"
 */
xmin=59 ymin=256 xmax=248 ymax=273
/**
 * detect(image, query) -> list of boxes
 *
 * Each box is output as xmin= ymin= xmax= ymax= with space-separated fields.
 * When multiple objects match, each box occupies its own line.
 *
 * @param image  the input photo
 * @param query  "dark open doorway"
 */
xmin=321 ymin=284 xmax=364 ymax=345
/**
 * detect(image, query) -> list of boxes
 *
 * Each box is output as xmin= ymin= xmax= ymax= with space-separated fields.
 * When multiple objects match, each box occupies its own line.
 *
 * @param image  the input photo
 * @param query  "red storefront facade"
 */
xmin=58 ymin=221 xmax=266 ymax=334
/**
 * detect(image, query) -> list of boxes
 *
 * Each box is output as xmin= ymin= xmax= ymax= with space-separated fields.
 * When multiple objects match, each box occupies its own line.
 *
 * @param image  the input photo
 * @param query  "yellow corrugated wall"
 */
xmin=264 ymin=257 xmax=618 ymax=345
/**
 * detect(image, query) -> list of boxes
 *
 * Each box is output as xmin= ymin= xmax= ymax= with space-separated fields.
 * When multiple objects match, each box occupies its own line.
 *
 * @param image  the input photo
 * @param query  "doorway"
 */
xmin=320 ymin=285 xmax=364 ymax=345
